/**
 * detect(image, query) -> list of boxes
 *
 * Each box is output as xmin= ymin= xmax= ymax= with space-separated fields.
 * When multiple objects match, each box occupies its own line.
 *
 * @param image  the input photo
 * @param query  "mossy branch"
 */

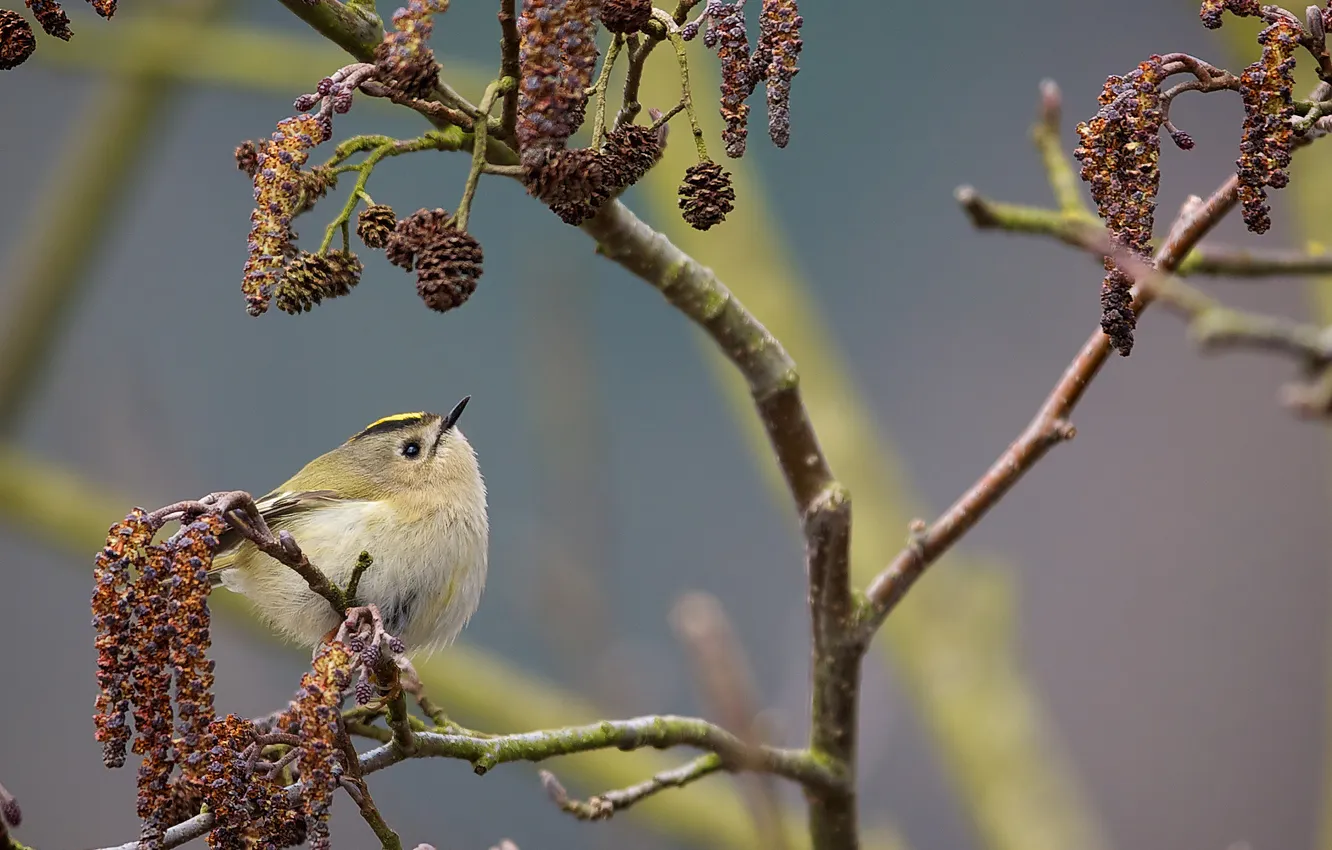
xmin=94 ymin=714 xmax=842 ymax=850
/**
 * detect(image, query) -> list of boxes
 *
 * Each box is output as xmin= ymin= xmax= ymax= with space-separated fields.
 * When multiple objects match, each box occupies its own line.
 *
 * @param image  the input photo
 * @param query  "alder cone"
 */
xmin=678 ymin=161 xmax=736 ymax=230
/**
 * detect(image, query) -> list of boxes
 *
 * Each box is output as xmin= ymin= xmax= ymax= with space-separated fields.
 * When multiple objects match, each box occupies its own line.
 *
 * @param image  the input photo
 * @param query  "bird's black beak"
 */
xmin=443 ymin=395 xmax=471 ymax=431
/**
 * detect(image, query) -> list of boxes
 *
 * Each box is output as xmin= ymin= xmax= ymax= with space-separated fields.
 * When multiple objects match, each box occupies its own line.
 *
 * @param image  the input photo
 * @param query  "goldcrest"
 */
xmin=208 ymin=397 xmax=489 ymax=653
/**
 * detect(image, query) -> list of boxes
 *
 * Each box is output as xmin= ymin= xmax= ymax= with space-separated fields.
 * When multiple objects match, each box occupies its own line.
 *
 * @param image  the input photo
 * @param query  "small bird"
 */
xmin=208 ymin=397 xmax=489 ymax=654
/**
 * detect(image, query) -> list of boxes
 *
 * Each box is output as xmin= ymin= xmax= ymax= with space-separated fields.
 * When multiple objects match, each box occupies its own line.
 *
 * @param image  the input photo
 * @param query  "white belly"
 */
xmin=220 ymin=500 xmax=488 ymax=653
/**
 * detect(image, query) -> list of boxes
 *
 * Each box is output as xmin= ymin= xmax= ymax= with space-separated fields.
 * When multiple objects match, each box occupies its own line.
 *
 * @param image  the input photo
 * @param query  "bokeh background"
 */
xmin=2 ymin=1 xmax=1330 ymax=849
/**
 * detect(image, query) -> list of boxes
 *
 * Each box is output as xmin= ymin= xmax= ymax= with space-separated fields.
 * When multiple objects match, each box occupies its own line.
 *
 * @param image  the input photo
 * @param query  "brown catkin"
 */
xmin=25 ymin=0 xmax=72 ymax=40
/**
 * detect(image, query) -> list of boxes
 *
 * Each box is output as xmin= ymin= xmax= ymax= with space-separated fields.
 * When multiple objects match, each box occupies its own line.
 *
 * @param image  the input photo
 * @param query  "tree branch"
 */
xmin=578 ymin=196 xmax=858 ymax=844
xmin=277 ymin=0 xmax=382 ymax=60
xmin=94 ymin=711 xmax=842 ymax=850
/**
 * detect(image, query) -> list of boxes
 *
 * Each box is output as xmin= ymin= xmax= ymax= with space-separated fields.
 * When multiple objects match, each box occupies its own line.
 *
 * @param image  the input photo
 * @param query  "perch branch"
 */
xmin=368 ymin=716 xmax=845 ymax=790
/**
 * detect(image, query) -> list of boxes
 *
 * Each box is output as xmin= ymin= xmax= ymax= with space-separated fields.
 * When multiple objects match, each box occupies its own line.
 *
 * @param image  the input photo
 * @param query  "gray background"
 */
xmin=2 ymin=2 xmax=1329 ymax=849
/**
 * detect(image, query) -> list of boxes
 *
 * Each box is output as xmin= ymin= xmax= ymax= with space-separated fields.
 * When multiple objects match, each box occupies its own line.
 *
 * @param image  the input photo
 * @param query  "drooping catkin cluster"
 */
xmin=1236 ymin=17 xmax=1300 ymax=233
xmin=92 ymin=500 xmax=371 ymax=848
xmin=515 ymin=0 xmax=603 ymax=152
xmin=200 ymin=643 xmax=351 ymax=850
xmin=374 ymin=0 xmax=449 ymax=101
xmin=683 ymin=0 xmax=805 ymax=155
xmin=759 ymin=0 xmax=803 ymax=148
xmin=133 ymin=543 xmax=177 ymax=848
xmin=385 ymin=208 xmax=485 ymax=312
xmin=92 ymin=511 xmax=228 ymax=850
xmin=171 ymin=522 xmax=223 ymax=773
xmin=242 ymin=115 xmax=329 ymax=316
xmin=1197 ymin=2 xmax=1309 ymax=233
xmin=275 ymin=642 xmax=354 ymax=850
xmin=710 ymin=3 xmax=752 ymax=158
xmin=93 ymin=509 xmax=155 ymax=769
xmin=1074 ymin=56 xmax=1167 ymax=357
xmin=200 ymin=715 xmax=306 ymax=849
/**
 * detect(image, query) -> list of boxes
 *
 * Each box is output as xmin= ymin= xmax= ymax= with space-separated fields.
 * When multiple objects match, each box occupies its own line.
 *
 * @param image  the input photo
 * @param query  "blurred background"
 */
xmin=2 ymin=1 xmax=1330 ymax=849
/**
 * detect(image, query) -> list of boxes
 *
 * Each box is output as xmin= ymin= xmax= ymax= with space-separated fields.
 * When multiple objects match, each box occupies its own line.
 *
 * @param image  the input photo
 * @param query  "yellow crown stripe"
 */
xmin=366 ymin=412 xmax=427 ymax=430
xmin=350 ymin=411 xmax=432 ymax=440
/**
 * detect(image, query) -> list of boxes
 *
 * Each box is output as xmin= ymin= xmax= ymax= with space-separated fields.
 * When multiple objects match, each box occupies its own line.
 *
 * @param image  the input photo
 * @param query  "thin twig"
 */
xmin=1177 ymin=244 xmax=1332 ymax=277
xmin=590 ymin=34 xmax=624 ymax=149
xmin=614 ymin=32 xmax=657 ymax=130
xmin=655 ymin=9 xmax=709 ymax=160
xmin=454 ymin=80 xmax=508 ymax=231
xmin=344 ymin=551 xmax=374 ymax=608
xmin=539 ymin=754 xmax=724 ymax=820
xmin=497 ymin=0 xmax=520 ymax=140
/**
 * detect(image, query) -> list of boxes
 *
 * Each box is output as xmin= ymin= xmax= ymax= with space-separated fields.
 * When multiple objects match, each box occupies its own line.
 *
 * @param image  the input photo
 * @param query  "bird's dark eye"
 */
xmin=401 ymin=440 xmax=421 ymax=458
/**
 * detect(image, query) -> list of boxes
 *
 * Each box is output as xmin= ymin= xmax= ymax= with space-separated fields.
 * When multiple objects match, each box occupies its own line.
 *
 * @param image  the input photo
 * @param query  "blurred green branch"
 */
xmin=32 ymin=17 xmax=373 ymax=93
xmin=0 ymin=0 xmax=226 ymax=435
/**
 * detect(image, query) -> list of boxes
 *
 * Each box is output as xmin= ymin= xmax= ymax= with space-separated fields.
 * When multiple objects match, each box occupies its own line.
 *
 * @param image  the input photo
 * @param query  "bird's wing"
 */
xmin=207 ymin=489 xmax=346 ymax=586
